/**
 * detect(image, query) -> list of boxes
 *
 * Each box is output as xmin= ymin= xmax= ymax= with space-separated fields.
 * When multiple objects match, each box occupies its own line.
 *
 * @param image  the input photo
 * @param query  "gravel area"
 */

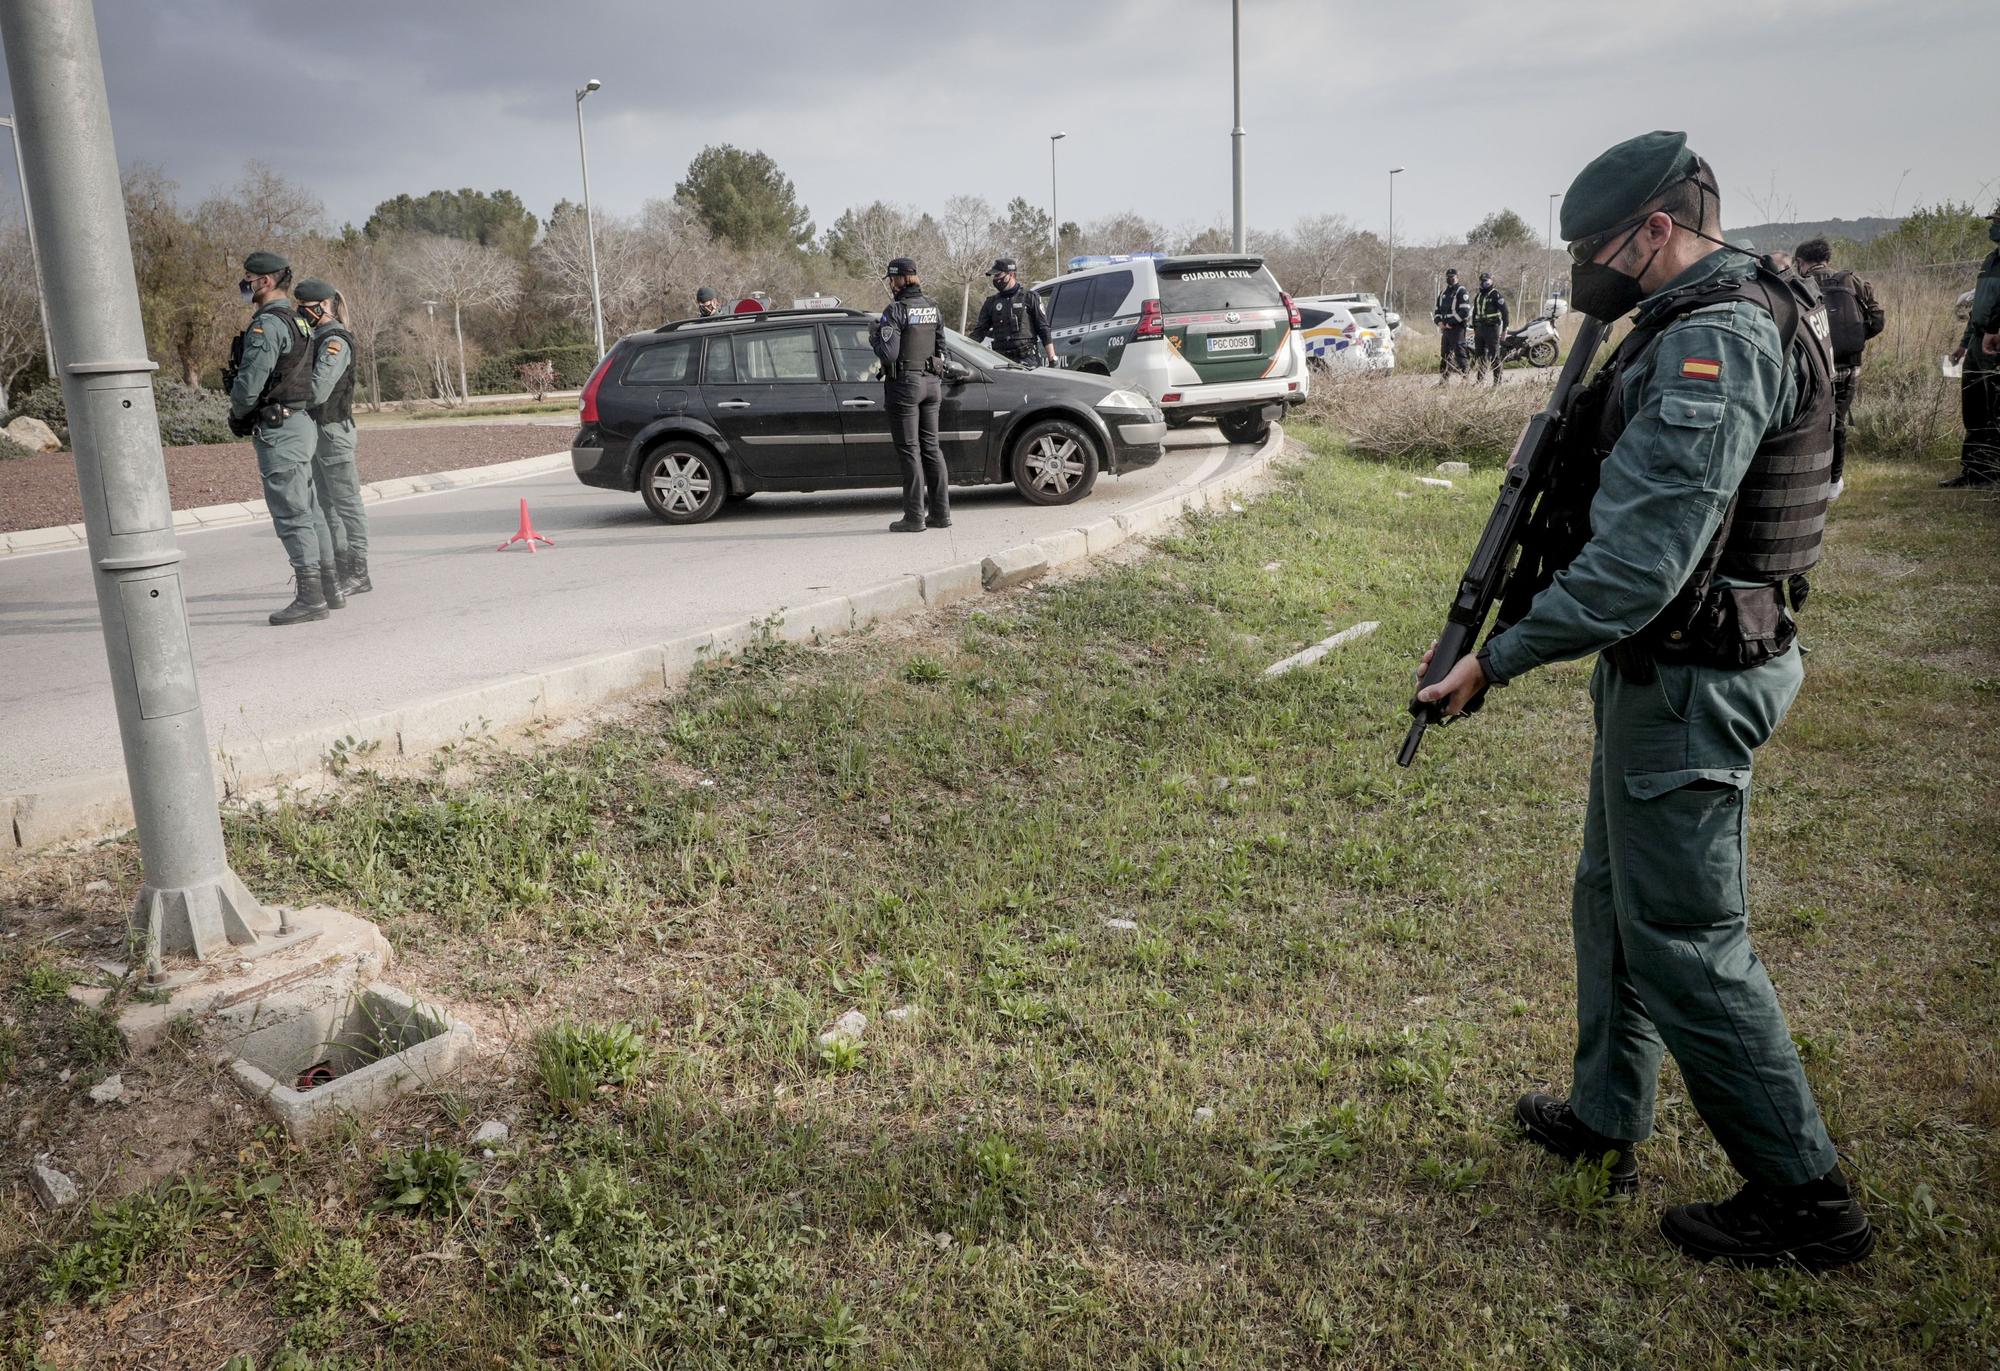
xmin=0 ymin=424 xmax=573 ymax=534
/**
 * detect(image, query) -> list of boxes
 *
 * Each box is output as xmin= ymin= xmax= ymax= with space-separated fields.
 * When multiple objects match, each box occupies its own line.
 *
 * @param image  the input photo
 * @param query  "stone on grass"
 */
xmin=1435 ymin=461 xmax=1471 ymax=475
xmin=470 ymin=1120 xmax=509 ymax=1147
xmin=3 ymin=416 xmax=61 ymax=454
xmin=1103 ymin=918 xmax=1139 ymax=932
xmin=29 ymin=1158 xmax=78 ymax=1209
xmin=884 ymin=1005 xmax=917 ymax=1023
xmin=1228 ymin=501 xmax=1245 ymax=514
xmin=1416 ymin=476 xmax=1453 ymax=489
xmin=817 ymin=1009 xmax=867 ymax=1048
xmin=1262 ymin=621 xmax=1381 ymax=678
xmin=1193 ymin=1106 xmax=1216 ymax=1124
xmin=87 ymin=1074 xmax=124 ymax=1105
xmin=83 ymin=879 xmax=112 ymax=895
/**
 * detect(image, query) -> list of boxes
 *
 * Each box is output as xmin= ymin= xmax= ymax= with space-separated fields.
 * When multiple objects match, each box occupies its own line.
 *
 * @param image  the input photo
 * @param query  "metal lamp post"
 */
xmin=0 ymin=0 xmax=291 ymax=971
xmin=1049 ymin=132 xmax=1066 ymax=271
xmin=1230 ymin=0 xmax=1245 ymax=252
xmin=1546 ymin=191 xmax=1560 ymax=311
xmin=0 ymin=114 xmax=56 ymax=382
xmin=575 ymin=78 xmax=606 ymax=359
xmin=1385 ymin=166 xmax=1405 ymax=310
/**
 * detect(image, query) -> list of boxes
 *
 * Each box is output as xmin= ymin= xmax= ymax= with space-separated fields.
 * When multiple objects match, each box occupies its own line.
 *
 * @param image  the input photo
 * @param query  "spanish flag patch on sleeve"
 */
xmin=1680 ymin=356 xmax=1722 ymax=381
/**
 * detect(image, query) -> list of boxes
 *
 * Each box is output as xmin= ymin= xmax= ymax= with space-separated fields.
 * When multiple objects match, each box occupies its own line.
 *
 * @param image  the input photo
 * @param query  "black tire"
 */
xmin=1527 ymin=340 xmax=1559 ymax=368
xmin=1217 ymin=408 xmax=1270 ymax=446
xmin=1009 ymin=417 xmax=1099 ymax=506
xmin=638 ymin=441 xmax=727 ymax=524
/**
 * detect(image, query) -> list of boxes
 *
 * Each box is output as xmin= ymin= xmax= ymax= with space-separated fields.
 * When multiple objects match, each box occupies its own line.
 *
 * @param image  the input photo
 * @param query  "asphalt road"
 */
xmin=0 ymin=428 xmax=1259 ymax=798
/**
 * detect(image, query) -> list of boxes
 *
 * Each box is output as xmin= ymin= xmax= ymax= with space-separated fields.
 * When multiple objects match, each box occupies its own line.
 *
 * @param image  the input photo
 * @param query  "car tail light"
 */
xmin=1135 ymin=298 xmax=1163 ymax=339
xmin=579 ymin=351 xmax=616 ymax=424
xmin=1282 ymin=292 xmax=1301 ymax=328
xmin=1160 ymin=392 xmax=1182 ymax=404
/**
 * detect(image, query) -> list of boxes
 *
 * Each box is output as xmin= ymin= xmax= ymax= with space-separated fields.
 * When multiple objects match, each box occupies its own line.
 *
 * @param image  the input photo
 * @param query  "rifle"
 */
xmin=1396 ymin=315 xmax=1608 ymax=767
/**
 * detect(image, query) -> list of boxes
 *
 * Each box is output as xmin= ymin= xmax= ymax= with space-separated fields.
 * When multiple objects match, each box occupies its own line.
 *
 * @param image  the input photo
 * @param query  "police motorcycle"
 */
xmin=1499 ymin=311 xmax=1562 ymax=369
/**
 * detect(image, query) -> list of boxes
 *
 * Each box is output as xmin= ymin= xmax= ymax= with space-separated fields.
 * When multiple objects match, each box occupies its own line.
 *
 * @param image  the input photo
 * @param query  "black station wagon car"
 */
xmin=570 ymin=308 xmax=1168 ymax=523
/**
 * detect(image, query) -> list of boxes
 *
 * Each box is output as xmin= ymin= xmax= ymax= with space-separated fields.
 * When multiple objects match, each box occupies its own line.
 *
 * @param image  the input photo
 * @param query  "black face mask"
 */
xmin=1570 ymin=222 xmax=1665 ymax=321
xmin=238 ymin=278 xmax=255 ymax=302
xmin=1988 ymin=221 xmax=2000 ymax=244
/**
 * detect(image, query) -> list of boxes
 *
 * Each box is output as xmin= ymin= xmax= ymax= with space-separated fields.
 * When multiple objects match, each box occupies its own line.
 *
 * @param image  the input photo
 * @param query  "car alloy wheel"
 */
xmin=639 ymin=443 xmax=727 ymax=524
xmin=1010 ymin=418 xmax=1099 ymax=506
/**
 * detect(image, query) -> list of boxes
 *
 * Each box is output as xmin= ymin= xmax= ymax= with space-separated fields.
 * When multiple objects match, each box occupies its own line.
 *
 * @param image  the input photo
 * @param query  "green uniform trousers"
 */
xmin=252 ymin=412 xmax=330 ymax=576
xmin=312 ymin=418 xmax=368 ymax=559
xmin=1568 ymin=648 xmax=1837 ymax=1187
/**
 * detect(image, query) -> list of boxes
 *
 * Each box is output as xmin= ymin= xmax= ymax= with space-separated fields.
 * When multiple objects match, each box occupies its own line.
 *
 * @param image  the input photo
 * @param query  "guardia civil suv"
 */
xmin=1028 ymin=253 xmax=1308 ymax=444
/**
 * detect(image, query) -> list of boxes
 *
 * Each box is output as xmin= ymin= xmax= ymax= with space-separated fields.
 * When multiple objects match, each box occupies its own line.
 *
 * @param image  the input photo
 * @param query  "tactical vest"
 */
xmin=1564 ymin=258 xmax=1836 ymax=666
xmin=1472 ymin=287 xmax=1506 ymax=326
xmin=987 ymin=287 xmax=1039 ymax=352
xmin=1436 ymin=285 xmax=1468 ymax=324
xmin=228 ymin=300 xmax=315 ymax=413
xmin=309 ymin=323 xmax=358 ymax=425
xmin=891 ymin=291 xmax=941 ymax=381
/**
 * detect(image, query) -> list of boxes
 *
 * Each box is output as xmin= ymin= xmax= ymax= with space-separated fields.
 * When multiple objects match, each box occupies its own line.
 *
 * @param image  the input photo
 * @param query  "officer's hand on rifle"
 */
xmin=1414 ymin=640 xmax=1487 ymax=717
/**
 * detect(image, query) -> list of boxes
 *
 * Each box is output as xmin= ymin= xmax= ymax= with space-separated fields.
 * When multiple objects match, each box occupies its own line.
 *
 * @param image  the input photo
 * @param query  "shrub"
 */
xmin=152 ymin=379 xmax=236 ymax=447
xmin=1302 ymin=370 xmax=1545 ymax=467
xmin=9 ymin=381 xmax=68 ymax=446
xmin=0 ymin=432 xmax=33 ymax=462
xmin=534 ymin=1019 xmax=646 ymax=1113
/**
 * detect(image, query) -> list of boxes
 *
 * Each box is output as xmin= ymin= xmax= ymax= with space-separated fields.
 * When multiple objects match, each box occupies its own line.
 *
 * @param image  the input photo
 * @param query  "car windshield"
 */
xmin=1350 ymin=309 xmax=1384 ymax=329
xmin=1158 ymin=264 xmax=1284 ymax=312
xmin=947 ymin=329 xmax=1029 ymax=370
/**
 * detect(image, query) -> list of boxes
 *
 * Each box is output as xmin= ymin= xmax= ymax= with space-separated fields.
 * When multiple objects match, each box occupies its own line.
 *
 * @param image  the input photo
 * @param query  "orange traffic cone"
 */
xmin=497 ymin=497 xmax=554 ymax=553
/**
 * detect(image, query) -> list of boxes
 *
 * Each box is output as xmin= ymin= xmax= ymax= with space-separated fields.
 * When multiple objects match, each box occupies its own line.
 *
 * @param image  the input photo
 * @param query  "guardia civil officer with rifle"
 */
xmin=970 ymin=258 xmax=1056 ymax=367
xmin=1792 ymin=238 xmax=1882 ymax=499
xmin=226 ymin=250 xmax=336 ymax=626
xmin=871 ymin=257 xmax=950 ymax=533
xmin=1413 ymin=132 xmax=1872 ymax=1270
xmin=295 ymin=279 xmax=372 ymax=597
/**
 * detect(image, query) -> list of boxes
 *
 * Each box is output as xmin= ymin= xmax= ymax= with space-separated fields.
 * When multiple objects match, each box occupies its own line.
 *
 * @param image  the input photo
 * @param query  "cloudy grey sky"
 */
xmin=2 ymin=0 xmax=1994 ymax=243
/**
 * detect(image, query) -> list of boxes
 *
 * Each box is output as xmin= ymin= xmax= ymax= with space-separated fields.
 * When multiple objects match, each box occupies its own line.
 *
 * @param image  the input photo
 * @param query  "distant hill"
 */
xmin=1725 ymin=216 xmax=1903 ymax=249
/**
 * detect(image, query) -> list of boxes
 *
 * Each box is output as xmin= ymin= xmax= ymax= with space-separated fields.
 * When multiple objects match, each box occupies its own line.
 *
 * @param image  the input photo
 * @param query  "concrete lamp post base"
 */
xmin=133 ymin=866 xmax=302 ymax=977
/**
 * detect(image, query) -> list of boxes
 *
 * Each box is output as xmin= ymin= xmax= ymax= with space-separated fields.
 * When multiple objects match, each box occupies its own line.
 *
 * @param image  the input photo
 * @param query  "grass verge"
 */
xmin=1 ymin=432 xmax=1995 ymax=1368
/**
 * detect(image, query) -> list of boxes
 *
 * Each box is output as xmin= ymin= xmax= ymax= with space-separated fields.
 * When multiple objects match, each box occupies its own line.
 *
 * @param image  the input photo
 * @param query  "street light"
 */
xmin=574 ymin=78 xmax=606 ymax=359
xmin=1385 ymin=167 xmax=1405 ymax=311
xmin=1049 ymin=132 xmax=1066 ymax=271
xmin=1546 ymin=191 xmax=1561 ymax=312
xmin=0 ymin=114 xmax=56 ymax=383
xmin=1229 ymin=0 xmax=1245 ymax=253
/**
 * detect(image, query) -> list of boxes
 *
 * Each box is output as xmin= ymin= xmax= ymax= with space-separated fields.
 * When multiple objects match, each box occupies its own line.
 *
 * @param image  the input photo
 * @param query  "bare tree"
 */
xmin=0 ymin=223 xmax=45 ymax=411
xmin=400 ymin=235 xmax=520 ymax=403
xmin=940 ymin=194 xmax=1000 ymax=329
xmin=324 ymin=232 xmax=405 ymax=410
xmin=1288 ymin=213 xmax=1360 ymax=293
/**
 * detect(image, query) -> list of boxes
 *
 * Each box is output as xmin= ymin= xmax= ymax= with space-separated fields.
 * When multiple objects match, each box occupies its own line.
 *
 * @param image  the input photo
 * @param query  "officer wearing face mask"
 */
xmin=295 ymin=279 xmax=371 ymax=597
xmin=225 ymin=250 xmax=336 ymax=625
xmin=1417 ymin=131 xmax=1871 ymax=1272
xmin=1942 ymin=202 xmax=2000 ymax=488
xmin=694 ymin=286 xmax=721 ymax=319
xmin=1469 ymin=271 xmax=1510 ymax=386
xmin=1432 ymin=267 xmax=1471 ymax=382
xmin=870 ymin=257 xmax=949 ymax=533
xmin=969 ymin=258 xmax=1055 ymax=367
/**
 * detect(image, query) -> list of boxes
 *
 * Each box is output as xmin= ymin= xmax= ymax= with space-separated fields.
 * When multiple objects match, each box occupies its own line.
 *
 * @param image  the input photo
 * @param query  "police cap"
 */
xmin=1561 ymin=130 xmax=1699 ymax=242
xmin=695 ymin=286 xmax=718 ymax=302
xmin=294 ymin=277 xmax=336 ymax=303
xmin=988 ymin=257 xmax=1018 ymax=276
xmin=1444 ymin=267 xmax=1458 ymax=277
xmin=883 ymin=257 xmax=919 ymax=278
xmin=243 ymin=249 xmax=290 ymax=275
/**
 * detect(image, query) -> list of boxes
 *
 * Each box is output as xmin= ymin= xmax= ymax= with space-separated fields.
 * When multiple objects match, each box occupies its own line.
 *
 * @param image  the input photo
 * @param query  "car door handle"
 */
xmin=715 ymin=400 xmax=751 ymax=410
xmin=841 ymin=398 xmax=876 ymax=408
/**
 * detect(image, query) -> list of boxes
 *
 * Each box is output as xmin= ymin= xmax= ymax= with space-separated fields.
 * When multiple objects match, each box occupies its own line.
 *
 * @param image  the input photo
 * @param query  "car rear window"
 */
xmin=709 ymin=325 xmax=823 ymax=383
xmin=825 ymin=321 xmax=880 ymax=383
xmin=623 ymin=337 xmax=699 ymax=386
xmin=1159 ymin=264 xmax=1283 ymax=312
xmin=1087 ymin=271 xmax=1133 ymax=323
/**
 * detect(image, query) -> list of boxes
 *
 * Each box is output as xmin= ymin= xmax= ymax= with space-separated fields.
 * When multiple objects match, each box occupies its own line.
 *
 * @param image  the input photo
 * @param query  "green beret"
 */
xmin=1560 ymin=131 xmax=1698 ymax=242
xmin=294 ymin=277 xmax=336 ymax=303
xmin=242 ymin=249 xmax=290 ymax=275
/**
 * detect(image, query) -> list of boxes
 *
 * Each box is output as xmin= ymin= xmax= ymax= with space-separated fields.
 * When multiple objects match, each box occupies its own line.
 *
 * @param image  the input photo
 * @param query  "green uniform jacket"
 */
xmin=1484 ymin=251 xmax=1803 ymax=684
xmin=227 ymin=301 xmax=311 ymax=426
xmin=1963 ymin=248 xmax=2000 ymax=357
xmin=309 ymin=324 xmax=354 ymax=410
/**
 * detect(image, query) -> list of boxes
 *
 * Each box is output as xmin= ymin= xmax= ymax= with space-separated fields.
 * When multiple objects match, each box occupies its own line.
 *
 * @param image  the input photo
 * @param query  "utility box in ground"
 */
xmin=224 ymin=983 xmax=472 ymax=1140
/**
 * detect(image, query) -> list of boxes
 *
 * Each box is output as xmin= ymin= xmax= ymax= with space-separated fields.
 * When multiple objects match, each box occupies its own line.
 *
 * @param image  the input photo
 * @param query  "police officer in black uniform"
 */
xmin=1469 ymin=270 xmax=1511 ymax=386
xmin=1433 ymin=267 xmax=1472 ymax=382
xmin=969 ymin=257 xmax=1055 ymax=367
xmin=694 ymin=286 xmax=721 ymax=319
xmin=871 ymin=258 xmax=950 ymax=533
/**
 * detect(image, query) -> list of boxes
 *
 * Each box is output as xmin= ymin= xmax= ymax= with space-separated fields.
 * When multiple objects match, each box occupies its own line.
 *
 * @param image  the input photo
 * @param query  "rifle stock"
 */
xmin=1397 ymin=316 xmax=1608 ymax=767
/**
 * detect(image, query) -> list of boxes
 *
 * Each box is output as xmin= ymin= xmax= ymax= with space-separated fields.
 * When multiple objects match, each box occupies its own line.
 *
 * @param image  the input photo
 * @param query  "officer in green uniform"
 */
xmin=1943 ymin=201 xmax=2000 ymax=487
xmin=295 ymin=279 xmax=372 ymax=596
xmin=226 ymin=250 xmax=334 ymax=626
xmin=1418 ymin=132 xmax=1872 ymax=1270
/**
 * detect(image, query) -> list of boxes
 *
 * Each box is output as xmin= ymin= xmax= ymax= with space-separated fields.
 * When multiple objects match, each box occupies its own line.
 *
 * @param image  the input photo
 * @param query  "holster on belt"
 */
xmin=1608 ymin=581 xmax=1801 ymax=682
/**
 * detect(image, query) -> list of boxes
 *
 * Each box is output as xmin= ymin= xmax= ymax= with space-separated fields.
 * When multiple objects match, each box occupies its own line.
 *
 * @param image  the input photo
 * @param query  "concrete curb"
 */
xmin=0 ymin=451 xmax=573 ymax=558
xmin=4 ymin=426 xmax=1294 ymax=853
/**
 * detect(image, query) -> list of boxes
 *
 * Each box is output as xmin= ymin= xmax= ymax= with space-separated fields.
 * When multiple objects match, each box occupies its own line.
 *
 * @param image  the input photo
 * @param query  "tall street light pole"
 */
xmin=1049 ymin=132 xmax=1066 ymax=271
xmin=575 ymin=78 xmax=606 ymax=359
xmin=0 ymin=114 xmax=56 ymax=381
xmin=1386 ymin=166 xmax=1405 ymax=311
xmin=1 ymin=0 xmax=291 ymax=970
xmin=1230 ymin=0 xmax=1245 ymax=252
xmin=1546 ymin=191 xmax=1561 ymax=310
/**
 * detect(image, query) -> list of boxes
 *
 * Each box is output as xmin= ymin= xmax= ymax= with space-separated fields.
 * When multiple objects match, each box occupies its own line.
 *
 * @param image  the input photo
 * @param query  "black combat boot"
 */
xmin=1939 ymin=471 xmax=1998 ymax=488
xmin=1514 ymin=1091 xmax=1639 ymax=1194
xmin=321 ymin=567 xmax=347 ymax=610
xmin=888 ymin=517 xmax=925 ymax=533
xmin=1660 ymin=1168 xmax=1874 ymax=1270
xmin=339 ymin=553 xmax=373 ymax=596
xmin=269 ymin=569 xmax=330 ymax=626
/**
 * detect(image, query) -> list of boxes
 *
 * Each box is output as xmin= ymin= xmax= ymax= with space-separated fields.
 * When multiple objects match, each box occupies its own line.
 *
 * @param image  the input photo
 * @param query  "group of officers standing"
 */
xmin=226 ymin=250 xmax=372 ymax=626
xmin=1432 ymin=266 xmax=1512 ymax=385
